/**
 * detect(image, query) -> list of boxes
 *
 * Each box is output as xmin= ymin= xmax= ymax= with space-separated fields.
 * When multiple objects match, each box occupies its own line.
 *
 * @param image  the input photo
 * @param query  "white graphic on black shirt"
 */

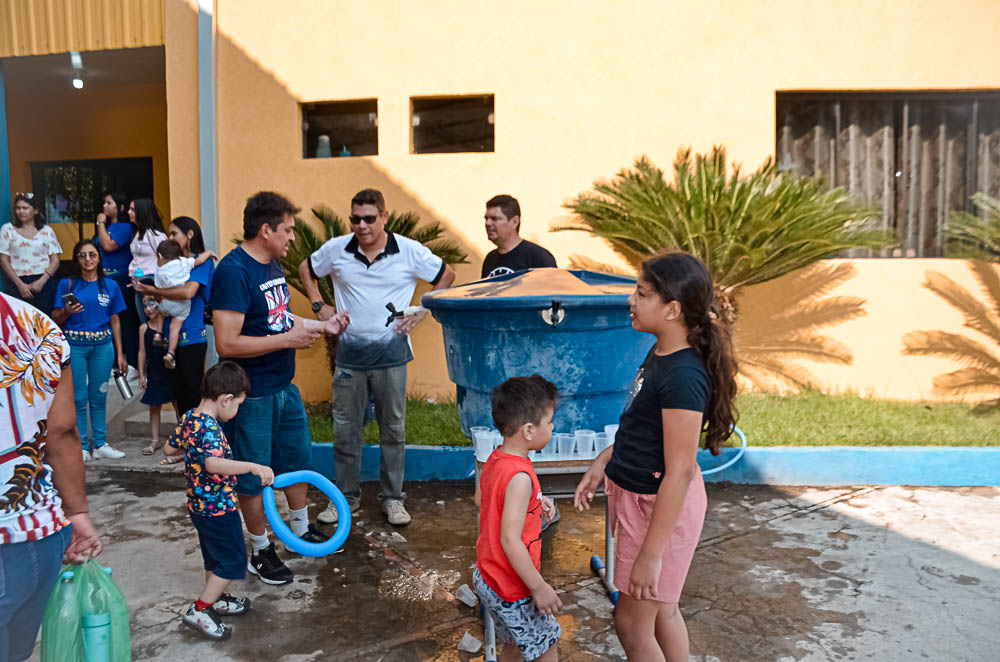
xmin=625 ymin=368 xmax=644 ymax=411
xmin=486 ymin=266 xmax=516 ymax=278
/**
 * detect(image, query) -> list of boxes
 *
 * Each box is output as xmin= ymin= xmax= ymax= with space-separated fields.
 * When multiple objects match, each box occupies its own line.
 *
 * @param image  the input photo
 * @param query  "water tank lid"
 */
xmin=422 ymin=269 xmax=636 ymax=311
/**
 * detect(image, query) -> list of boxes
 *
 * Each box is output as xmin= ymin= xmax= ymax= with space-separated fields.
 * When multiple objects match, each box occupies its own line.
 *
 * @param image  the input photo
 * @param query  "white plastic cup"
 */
xmin=594 ymin=432 xmax=611 ymax=453
xmin=473 ymin=430 xmax=493 ymax=462
xmin=556 ymin=433 xmax=575 ymax=457
xmin=490 ymin=430 xmax=503 ymax=450
xmin=455 ymin=583 xmax=478 ymax=608
xmin=575 ymin=430 xmax=596 ymax=459
xmin=604 ymin=424 xmax=619 ymax=442
xmin=540 ymin=436 xmax=557 ymax=458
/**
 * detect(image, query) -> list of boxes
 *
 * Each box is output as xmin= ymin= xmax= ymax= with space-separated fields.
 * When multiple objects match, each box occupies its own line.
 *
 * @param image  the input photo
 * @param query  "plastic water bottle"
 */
xmin=133 ymin=267 xmax=144 ymax=278
xmin=41 ymin=571 xmax=80 ymax=662
xmin=82 ymin=612 xmax=111 ymax=662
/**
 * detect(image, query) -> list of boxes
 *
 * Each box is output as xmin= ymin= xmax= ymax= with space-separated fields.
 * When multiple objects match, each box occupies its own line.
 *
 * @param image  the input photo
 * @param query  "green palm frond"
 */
xmin=558 ymin=146 xmax=894 ymax=311
xmin=902 ymin=264 xmax=1000 ymax=402
xmin=947 ymin=193 xmax=1000 ymax=260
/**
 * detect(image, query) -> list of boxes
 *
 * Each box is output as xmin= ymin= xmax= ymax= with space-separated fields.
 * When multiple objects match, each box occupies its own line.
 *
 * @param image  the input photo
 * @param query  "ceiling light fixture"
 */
xmin=72 ymin=77 xmax=84 ymax=90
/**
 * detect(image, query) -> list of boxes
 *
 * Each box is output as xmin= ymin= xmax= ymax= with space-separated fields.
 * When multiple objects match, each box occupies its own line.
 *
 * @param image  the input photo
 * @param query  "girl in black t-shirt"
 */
xmin=573 ymin=252 xmax=737 ymax=661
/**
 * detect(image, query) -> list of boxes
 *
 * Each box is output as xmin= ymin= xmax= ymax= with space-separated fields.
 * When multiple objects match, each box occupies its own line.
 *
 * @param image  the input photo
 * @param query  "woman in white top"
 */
xmin=127 ymin=198 xmax=168 ymax=321
xmin=0 ymin=194 xmax=63 ymax=315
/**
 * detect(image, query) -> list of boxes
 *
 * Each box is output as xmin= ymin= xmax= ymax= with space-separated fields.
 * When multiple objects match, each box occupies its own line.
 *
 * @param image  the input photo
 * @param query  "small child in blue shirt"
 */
xmin=163 ymin=361 xmax=273 ymax=641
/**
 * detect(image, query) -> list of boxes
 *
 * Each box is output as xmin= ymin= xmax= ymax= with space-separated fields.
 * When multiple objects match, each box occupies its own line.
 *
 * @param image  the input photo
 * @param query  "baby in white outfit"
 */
xmin=153 ymin=240 xmax=214 ymax=368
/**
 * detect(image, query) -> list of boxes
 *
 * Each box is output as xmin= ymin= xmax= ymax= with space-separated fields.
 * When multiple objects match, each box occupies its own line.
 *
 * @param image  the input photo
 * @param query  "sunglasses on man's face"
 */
xmin=349 ymin=214 xmax=378 ymax=225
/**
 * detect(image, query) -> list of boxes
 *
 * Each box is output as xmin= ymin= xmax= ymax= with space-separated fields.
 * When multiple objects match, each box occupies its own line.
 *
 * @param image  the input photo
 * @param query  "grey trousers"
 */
xmin=332 ymin=364 xmax=407 ymax=505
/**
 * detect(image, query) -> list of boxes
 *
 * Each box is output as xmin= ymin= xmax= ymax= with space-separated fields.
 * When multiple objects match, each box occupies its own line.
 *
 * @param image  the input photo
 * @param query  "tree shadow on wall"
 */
xmin=734 ymin=262 xmax=866 ymax=392
xmin=568 ymin=257 xmax=867 ymax=392
xmin=902 ymin=262 xmax=1000 ymax=406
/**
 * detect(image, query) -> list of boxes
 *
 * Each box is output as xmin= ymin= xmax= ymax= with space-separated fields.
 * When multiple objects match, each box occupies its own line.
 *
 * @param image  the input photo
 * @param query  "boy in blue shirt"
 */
xmin=164 ymin=361 xmax=274 ymax=641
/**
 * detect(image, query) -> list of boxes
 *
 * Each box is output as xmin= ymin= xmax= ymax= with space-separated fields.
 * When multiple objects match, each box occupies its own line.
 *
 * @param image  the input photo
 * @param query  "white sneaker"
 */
xmin=382 ymin=499 xmax=411 ymax=526
xmin=316 ymin=500 xmax=360 ymax=525
xmin=91 ymin=444 xmax=125 ymax=459
xmin=82 ymin=449 xmax=91 ymax=462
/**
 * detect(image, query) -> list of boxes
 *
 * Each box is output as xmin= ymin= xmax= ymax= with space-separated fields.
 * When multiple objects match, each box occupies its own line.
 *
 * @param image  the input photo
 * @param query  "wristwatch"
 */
xmin=311 ymin=301 xmax=324 ymax=314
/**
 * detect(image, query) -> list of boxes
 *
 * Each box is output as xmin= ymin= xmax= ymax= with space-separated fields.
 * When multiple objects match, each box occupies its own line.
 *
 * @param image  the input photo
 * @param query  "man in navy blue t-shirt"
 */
xmin=212 ymin=191 xmax=349 ymax=585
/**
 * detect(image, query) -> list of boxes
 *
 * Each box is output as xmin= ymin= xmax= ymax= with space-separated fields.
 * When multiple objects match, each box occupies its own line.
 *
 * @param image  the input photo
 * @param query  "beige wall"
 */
xmin=737 ymin=258 xmax=1000 ymax=403
xmin=196 ymin=0 xmax=1000 ymax=402
xmin=4 ymin=50 xmax=170 ymax=258
xmin=164 ymin=0 xmax=200 ymax=221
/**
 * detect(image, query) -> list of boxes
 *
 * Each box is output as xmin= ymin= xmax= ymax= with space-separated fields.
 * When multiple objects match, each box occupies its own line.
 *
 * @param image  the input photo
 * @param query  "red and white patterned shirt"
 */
xmin=0 ymin=293 xmax=69 ymax=543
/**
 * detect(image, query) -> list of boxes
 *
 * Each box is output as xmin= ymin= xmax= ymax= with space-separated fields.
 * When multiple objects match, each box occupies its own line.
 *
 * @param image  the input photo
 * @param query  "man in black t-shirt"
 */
xmin=481 ymin=194 xmax=557 ymax=279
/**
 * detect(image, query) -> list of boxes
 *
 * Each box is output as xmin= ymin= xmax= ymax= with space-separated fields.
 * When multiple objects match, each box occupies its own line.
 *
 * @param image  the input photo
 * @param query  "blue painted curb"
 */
xmin=309 ymin=443 xmax=1000 ymax=486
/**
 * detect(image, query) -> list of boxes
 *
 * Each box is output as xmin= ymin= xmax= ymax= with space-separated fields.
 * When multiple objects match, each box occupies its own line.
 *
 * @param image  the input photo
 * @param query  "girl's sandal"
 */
xmin=159 ymin=455 xmax=182 ymax=465
xmin=142 ymin=440 xmax=164 ymax=456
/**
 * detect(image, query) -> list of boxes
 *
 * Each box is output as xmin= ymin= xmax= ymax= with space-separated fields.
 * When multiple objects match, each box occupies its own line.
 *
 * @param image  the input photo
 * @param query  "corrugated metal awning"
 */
xmin=0 ymin=0 xmax=165 ymax=58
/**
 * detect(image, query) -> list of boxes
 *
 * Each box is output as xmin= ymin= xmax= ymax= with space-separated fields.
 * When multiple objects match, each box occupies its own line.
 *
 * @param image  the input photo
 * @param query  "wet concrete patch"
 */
xmin=42 ymin=470 xmax=1000 ymax=662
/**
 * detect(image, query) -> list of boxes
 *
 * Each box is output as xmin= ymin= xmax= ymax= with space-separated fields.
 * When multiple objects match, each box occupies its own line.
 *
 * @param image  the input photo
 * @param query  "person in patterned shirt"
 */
xmin=0 ymin=293 xmax=103 ymax=662
xmin=163 ymin=361 xmax=273 ymax=641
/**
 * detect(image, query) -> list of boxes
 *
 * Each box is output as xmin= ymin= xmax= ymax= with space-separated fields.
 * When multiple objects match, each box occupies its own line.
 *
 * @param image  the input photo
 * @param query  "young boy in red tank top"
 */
xmin=474 ymin=375 xmax=562 ymax=662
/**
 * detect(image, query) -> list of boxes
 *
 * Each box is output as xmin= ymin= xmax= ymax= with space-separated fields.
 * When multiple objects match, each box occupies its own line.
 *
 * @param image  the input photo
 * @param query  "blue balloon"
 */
xmin=262 ymin=470 xmax=351 ymax=557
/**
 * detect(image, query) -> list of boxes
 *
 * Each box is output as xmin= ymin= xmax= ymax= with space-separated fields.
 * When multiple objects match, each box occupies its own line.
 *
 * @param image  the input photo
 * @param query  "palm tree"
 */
xmin=947 ymin=193 xmax=1000 ymax=260
xmin=902 ymin=262 xmax=1000 ymax=405
xmin=237 ymin=204 xmax=468 ymax=375
xmin=556 ymin=146 xmax=892 ymax=325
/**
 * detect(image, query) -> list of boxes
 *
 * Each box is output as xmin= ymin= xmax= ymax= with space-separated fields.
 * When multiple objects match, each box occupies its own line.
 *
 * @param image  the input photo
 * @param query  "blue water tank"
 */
xmin=421 ymin=269 xmax=650 ymax=435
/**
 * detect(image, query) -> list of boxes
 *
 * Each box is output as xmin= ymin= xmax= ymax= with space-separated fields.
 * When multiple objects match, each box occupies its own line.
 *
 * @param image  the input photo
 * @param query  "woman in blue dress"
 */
xmin=94 ymin=192 xmax=140 ymax=370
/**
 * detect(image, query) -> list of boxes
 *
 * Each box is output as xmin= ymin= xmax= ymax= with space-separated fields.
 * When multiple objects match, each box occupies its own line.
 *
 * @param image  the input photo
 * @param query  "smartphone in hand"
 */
xmin=61 ymin=292 xmax=82 ymax=309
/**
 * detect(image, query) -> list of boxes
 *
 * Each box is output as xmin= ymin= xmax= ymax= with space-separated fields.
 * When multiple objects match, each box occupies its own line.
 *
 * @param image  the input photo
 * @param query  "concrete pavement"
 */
xmin=33 ymin=452 xmax=1000 ymax=661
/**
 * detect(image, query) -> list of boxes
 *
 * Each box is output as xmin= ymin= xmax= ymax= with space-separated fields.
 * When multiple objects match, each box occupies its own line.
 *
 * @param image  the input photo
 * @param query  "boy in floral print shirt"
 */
xmin=164 ymin=361 xmax=273 ymax=641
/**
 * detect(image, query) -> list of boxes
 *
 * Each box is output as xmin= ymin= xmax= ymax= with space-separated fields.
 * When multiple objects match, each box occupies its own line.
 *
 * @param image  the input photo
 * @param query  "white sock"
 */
xmin=248 ymin=531 xmax=270 ymax=552
xmin=289 ymin=507 xmax=309 ymax=537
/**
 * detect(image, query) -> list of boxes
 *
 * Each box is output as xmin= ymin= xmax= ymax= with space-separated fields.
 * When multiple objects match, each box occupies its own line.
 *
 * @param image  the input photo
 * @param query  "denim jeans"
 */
xmin=69 ymin=340 xmax=115 ymax=451
xmin=332 ymin=365 xmax=407 ymax=505
xmin=0 ymin=525 xmax=72 ymax=662
xmin=222 ymin=383 xmax=312 ymax=497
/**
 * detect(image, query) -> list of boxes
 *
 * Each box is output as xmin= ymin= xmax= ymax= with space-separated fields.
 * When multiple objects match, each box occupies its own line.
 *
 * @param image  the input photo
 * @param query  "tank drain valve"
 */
xmin=541 ymin=299 xmax=565 ymax=328
xmin=386 ymin=303 xmax=426 ymax=327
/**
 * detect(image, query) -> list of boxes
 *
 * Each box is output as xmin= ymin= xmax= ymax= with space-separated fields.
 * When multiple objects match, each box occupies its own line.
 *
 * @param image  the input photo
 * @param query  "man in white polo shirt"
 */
xmin=298 ymin=189 xmax=455 ymax=526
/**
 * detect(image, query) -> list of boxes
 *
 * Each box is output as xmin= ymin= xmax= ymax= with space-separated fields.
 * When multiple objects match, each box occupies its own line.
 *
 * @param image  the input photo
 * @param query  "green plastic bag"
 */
xmin=40 ymin=559 xmax=130 ymax=662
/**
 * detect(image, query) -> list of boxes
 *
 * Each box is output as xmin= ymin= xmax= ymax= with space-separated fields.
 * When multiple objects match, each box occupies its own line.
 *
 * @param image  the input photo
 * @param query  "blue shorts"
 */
xmin=221 ymin=383 xmax=312 ymax=496
xmin=190 ymin=510 xmax=247 ymax=580
xmin=473 ymin=567 xmax=561 ymax=660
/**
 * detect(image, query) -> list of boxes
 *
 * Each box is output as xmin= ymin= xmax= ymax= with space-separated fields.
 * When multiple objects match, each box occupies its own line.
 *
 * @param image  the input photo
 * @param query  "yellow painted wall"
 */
xmin=192 ymin=0 xmax=1000 ymax=402
xmin=737 ymin=258 xmax=1000 ymax=403
xmin=3 ymin=54 xmax=170 ymax=258
xmin=163 ymin=0 xmax=200 ymax=221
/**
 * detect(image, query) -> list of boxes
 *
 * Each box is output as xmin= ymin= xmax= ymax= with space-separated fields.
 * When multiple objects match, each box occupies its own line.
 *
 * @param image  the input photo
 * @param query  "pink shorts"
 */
xmin=606 ymin=472 xmax=706 ymax=603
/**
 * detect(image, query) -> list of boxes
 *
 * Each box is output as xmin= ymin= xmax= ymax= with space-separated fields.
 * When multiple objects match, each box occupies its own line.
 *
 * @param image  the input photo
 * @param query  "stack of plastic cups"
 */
xmin=490 ymin=430 xmax=503 ymax=452
xmin=575 ymin=430 xmax=596 ymax=460
xmin=471 ymin=427 xmax=492 ymax=463
xmin=556 ymin=433 xmax=575 ymax=458
xmin=604 ymin=424 xmax=619 ymax=443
